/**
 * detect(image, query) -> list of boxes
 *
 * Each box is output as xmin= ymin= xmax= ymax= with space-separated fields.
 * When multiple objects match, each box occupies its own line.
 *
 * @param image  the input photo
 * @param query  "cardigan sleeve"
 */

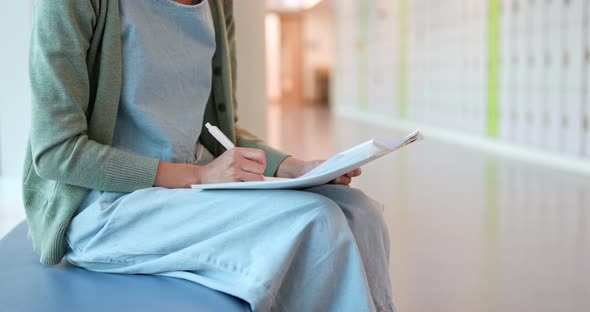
xmin=223 ymin=0 xmax=289 ymax=177
xmin=29 ymin=0 xmax=159 ymax=192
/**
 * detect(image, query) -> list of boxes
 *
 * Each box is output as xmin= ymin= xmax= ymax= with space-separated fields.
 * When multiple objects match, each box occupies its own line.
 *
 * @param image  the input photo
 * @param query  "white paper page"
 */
xmin=191 ymin=130 xmax=423 ymax=190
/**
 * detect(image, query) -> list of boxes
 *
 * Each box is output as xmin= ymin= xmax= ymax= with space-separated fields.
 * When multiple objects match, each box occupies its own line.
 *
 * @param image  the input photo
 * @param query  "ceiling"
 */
xmin=267 ymin=0 xmax=323 ymax=12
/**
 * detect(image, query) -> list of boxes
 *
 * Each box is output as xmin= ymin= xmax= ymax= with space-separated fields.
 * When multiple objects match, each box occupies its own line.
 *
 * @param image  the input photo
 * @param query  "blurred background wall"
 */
xmin=331 ymin=0 xmax=590 ymax=165
xmin=234 ymin=0 xmax=269 ymax=140
xmin=0 ymin=1 xmax=32 ymax=177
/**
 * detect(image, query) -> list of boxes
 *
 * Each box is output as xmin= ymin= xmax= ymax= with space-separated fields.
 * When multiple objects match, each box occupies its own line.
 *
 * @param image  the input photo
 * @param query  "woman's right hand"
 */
xmin=154 ymin=148 xmax=267 ymax=188
xmin=197 ymin=148 xmax=267 ymax=184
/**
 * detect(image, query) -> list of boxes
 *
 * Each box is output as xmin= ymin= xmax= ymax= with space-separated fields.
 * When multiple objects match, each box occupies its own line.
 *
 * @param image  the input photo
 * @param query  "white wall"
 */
xmin=0 ymin=2 xmax=32 ymax=177
xmin=234 ymin=1 xmax=269 ymax=140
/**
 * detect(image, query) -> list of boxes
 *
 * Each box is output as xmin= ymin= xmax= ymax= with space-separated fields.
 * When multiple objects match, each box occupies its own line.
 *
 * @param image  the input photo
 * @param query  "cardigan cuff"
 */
xmin=262 ymin=148 xmax=289 ymax=177
xmin=103 ymin=150 xmax=160 ymax=192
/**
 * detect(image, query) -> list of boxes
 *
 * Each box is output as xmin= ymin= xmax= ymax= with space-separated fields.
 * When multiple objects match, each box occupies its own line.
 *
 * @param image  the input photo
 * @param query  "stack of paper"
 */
xmin=191 ymin=130 xmax=423 ymax=190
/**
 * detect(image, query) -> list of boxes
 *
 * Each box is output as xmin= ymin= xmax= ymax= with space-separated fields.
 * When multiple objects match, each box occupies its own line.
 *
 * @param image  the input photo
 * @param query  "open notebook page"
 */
xmin=191 ymin=130 xmax=423 ymax=190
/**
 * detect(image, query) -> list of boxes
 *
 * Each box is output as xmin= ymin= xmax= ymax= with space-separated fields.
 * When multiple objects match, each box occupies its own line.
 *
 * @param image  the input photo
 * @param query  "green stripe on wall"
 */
xmin=398 ymin=0 xmax=408 ymax=119
xmin=486 ymin=0 xmax=500 ymax=137
xmin=359 ymin=0 xmax=369 ymax=111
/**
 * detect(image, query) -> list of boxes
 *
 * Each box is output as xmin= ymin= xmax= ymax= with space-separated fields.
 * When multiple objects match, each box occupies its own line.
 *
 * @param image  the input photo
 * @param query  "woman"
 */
xmin=24 ymin=0 xmax=394 ymax=311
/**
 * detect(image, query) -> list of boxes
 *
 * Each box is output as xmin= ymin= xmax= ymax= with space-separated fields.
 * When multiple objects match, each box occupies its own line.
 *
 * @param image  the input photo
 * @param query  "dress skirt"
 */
xmin=65 ymin=185 xmax=394 ymax=312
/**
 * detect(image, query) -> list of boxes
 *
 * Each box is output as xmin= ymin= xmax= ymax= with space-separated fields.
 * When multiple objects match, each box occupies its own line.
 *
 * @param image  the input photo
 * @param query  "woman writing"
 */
xmin=24 ymin=0 xmax=394 ymax=311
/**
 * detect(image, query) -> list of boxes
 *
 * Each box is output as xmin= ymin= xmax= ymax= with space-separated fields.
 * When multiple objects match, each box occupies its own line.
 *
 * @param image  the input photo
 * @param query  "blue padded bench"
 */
xmin=0 ymin=222 xmax=250 ymax=312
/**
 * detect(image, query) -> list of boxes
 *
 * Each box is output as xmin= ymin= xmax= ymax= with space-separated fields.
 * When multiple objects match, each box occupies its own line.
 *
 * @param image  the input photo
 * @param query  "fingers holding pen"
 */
xmin=240 ymin=158 xmax=266 ymax=176
xmin=236 ymin=148 xmax=267 ymax=166
xmin=199 ymin=124 xmax=267 ymax=184
xmin=198 ymin=147 xmax=267 ymax=184
xmin=236 ymin=149 xmax=266 ymax=181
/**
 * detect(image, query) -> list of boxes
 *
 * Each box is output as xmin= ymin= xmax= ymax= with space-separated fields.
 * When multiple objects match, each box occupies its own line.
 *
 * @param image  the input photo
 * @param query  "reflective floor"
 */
xmin=269 ymin=104 xmax=590 ymax=312
xmin=2 ymin=104 xmax=589 ymax=312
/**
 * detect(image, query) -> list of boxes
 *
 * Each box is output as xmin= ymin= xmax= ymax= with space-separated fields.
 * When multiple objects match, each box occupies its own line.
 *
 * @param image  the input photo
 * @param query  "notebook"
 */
xmin=191 ymin=130 xmax=423 ymax=190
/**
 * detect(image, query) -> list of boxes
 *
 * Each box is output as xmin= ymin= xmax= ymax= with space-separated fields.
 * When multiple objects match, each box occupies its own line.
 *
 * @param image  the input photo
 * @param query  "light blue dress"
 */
xmin=65 ymin=1 xmax=394 ymax=311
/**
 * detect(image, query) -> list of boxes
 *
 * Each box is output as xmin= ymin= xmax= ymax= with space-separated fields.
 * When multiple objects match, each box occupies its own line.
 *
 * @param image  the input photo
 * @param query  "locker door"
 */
xmin=499 ymin=0 xmax=513 ymax=140
xmin=543 ymin=0 xmax=563 ymax=151
xmin=584 ymin=0 xmax=590 ymax=158
xmin=528 ymin=0 xmax=544 ymax=147
xmin=368 ymin=0 xmax=399 ymax=116
xmin=561 ymin=0 xmax=585 ymax=156
xmin=475 ymin=0 xmax=488 ymax=136
xmin=513 ymin=0 xmax=527 ymax=144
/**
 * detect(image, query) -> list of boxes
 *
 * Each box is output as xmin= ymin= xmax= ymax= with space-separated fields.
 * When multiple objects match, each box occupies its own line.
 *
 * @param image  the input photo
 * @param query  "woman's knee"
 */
xmin=314 ymin=186 xmax=390 ymax=247
xmin=280 ymin=191 xmax=352 ymax=239
xmin=357 ymin=192 xmax=390 ymax=245
xmin=300 ymin=191 xmax=347 ymax=221
xmin=353 ymin=190 xmax=387 ymax=229
xmin=313 ymin=186 xmax=387 ymax=227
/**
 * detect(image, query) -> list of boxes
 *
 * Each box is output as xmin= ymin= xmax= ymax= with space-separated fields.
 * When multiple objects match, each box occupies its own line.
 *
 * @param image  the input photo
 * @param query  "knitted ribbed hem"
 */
xmin=24 ymin=204 xmax=71 ymax=265
xmin=103 ymin=150 xmax=160 ymax=192
xmin=39 ymin=221 xmax=70 ymax=265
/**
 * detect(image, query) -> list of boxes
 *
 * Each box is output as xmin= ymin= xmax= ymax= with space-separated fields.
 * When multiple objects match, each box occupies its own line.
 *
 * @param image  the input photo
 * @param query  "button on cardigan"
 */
xmin=24 ymin=0 xmax=288 ymax=265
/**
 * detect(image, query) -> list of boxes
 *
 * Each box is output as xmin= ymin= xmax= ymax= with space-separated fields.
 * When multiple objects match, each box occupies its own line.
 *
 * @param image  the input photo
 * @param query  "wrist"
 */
xmin=186 ymin=164 xmax=202 ymax=186
xmin=154 ymin=161 xmax=202 ymax=188
xmin=275 ymin=156 xmax=305 ymax=178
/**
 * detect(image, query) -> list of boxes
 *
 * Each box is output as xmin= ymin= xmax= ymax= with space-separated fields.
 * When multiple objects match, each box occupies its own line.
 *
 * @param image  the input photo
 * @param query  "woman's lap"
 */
xmin=65 ymin=185 xmax=391 ymax=311
xmin=67 ymin=186 xmax=344 ymax=262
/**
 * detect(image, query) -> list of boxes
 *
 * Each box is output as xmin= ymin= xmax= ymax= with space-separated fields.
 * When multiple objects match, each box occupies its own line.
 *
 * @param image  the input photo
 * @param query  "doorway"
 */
xmin=265 ymin=0 xmax=334 ymax=107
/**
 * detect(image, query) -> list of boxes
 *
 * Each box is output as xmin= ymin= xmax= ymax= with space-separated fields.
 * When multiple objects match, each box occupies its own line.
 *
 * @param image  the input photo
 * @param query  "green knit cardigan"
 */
xmin=24 ymin=0 xmax=288 ymax=265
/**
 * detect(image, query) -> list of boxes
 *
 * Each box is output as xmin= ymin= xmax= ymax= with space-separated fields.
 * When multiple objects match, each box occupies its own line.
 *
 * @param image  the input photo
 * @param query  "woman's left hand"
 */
xmin=275 ymin=156 xmax=362 ymax=186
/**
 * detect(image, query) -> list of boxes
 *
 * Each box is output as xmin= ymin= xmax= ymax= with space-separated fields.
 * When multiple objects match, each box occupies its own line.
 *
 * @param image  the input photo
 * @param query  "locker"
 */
xmin=327 ymin=0 xmax=589 ymax=163
xmin=367 ymin=0 xmax=398 ymax=117
xmin=543 ymin=22 xmax=564 ymax=151
xmin=583 ymin=0 xmax=590 ymax=158
xmin=521 ymin=2 xmax=536 ymax=147
xmin=564 ymin=0 xmax=585 ymax=27
xmin=585 ymin=43 xmax=590 ymax=158
xmin=528 ymin=0 xmax=545 ymax=147
xmin=561 ymin=25 xmax=585 ymax=156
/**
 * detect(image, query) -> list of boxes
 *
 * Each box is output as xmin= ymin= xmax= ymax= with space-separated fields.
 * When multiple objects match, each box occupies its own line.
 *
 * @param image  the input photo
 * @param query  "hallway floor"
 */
xmin=268 ymin=104 xmax=590 ymax=312
xmin=2 ymin=104 xmax=589 ymax=312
